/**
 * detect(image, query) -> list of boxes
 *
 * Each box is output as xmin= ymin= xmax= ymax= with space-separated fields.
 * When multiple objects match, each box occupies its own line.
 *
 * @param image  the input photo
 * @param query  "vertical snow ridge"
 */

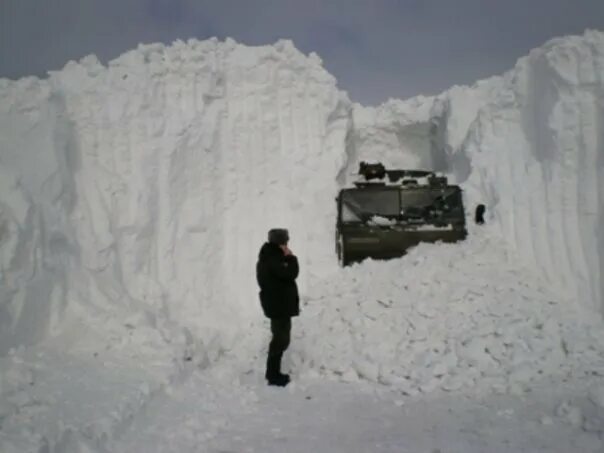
xmin=0 ymin=80 xmax=74 ymax=353
xmin=0 ymin=38 xmax=353 ymax=352
xmin=351 ymin=30 xmax=604 ymax=313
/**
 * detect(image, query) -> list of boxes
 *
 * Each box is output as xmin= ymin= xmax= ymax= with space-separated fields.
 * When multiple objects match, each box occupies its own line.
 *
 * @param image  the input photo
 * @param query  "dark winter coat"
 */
xmin=256 ymin=242 xmax=300 ymax=319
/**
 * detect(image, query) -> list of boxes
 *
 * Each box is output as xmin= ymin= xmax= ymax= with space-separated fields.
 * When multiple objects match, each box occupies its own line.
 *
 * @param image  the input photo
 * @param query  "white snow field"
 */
xmin=1 ymin=30 xmax=604 ymax=452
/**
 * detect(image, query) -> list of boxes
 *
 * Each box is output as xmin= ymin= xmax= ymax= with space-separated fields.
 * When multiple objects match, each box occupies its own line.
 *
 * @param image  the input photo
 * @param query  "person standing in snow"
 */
xmin=256 ymin=228 xmax=300 ymax=387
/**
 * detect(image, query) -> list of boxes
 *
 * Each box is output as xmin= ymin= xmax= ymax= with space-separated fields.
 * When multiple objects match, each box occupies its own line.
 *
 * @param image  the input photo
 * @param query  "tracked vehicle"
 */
xmin=336 ymin=162 xmax=467 ymax=266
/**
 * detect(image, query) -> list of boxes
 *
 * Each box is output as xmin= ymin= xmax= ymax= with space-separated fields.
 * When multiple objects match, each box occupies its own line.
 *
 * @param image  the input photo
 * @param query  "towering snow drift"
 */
xmin=0 ymin=39 xmax=350 ymax=354
xmin=465 ymin=31 xmax=604 ymax=313
xmin=350 ymin=30 xmax=604 ymax=313
xmin=1 ymin=31 xmax=603 ymax=356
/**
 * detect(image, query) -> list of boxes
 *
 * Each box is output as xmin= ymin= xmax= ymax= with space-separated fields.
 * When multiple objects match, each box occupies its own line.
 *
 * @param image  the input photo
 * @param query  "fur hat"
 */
xmin=268 ymin=228 xmax=289 ymax=245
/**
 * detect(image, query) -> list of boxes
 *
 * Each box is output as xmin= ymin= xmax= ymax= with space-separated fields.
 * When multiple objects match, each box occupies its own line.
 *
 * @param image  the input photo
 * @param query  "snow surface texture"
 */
xmin=349 ymin=30 xmax=604 ymax=313
xmin=2 ymin=32 xmax=604 ymax=356
xmin=1 ymin=29 xmax=604 ymax=453
xmin=0 ymin=38 xmax=351 ymax=354
xmin=291 ymin=227 xmax=604 ymax=397
xmin=0 ymin=330 xmax=184 ymax=452
xmin=113 ymin=371 xmax=604 ymax=453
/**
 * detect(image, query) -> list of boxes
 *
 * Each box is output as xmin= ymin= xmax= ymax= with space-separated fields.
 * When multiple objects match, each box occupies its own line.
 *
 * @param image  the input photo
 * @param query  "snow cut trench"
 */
xmin=1 ymin=29 xmax=604 ymax=453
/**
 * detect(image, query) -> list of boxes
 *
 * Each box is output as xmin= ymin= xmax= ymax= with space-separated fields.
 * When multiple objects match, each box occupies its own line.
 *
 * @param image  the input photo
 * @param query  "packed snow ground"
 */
xmin=113 ymin=376 xmax=604 ymax=453
xmin=0 ymin=307 xmax=191 ymax=451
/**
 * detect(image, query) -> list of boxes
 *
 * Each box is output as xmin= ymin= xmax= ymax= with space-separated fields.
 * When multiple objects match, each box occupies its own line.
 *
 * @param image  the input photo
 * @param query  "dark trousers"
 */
xmin=266 ymin=318 xmax=291 ymax=378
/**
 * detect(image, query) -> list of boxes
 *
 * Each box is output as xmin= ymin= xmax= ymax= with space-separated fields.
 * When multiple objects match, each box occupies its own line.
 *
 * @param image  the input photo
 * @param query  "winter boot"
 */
xmin=267 ymin=373 xmax=290 ymax=387
xmin=266 ymin=355 xmax=290 ymax=386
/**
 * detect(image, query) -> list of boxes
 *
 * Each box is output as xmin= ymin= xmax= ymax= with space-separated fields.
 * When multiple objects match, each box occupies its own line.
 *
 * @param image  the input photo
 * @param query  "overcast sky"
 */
xmin=1 ymin=0 xmax=604 ymax=104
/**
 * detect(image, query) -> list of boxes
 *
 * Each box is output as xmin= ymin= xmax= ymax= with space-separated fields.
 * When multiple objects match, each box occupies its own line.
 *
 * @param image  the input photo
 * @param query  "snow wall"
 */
xmin=0 ymin=38 xmax=351 ymax=354
xmin=348 ymin=30 xmax=604 ymax=314
xmin=1 ymin=31 xmax=603 ymax=354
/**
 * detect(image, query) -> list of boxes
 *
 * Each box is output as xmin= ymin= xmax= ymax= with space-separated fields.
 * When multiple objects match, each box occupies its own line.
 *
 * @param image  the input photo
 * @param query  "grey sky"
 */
xmin=1 ymin=0 xmax=603 ymax=104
